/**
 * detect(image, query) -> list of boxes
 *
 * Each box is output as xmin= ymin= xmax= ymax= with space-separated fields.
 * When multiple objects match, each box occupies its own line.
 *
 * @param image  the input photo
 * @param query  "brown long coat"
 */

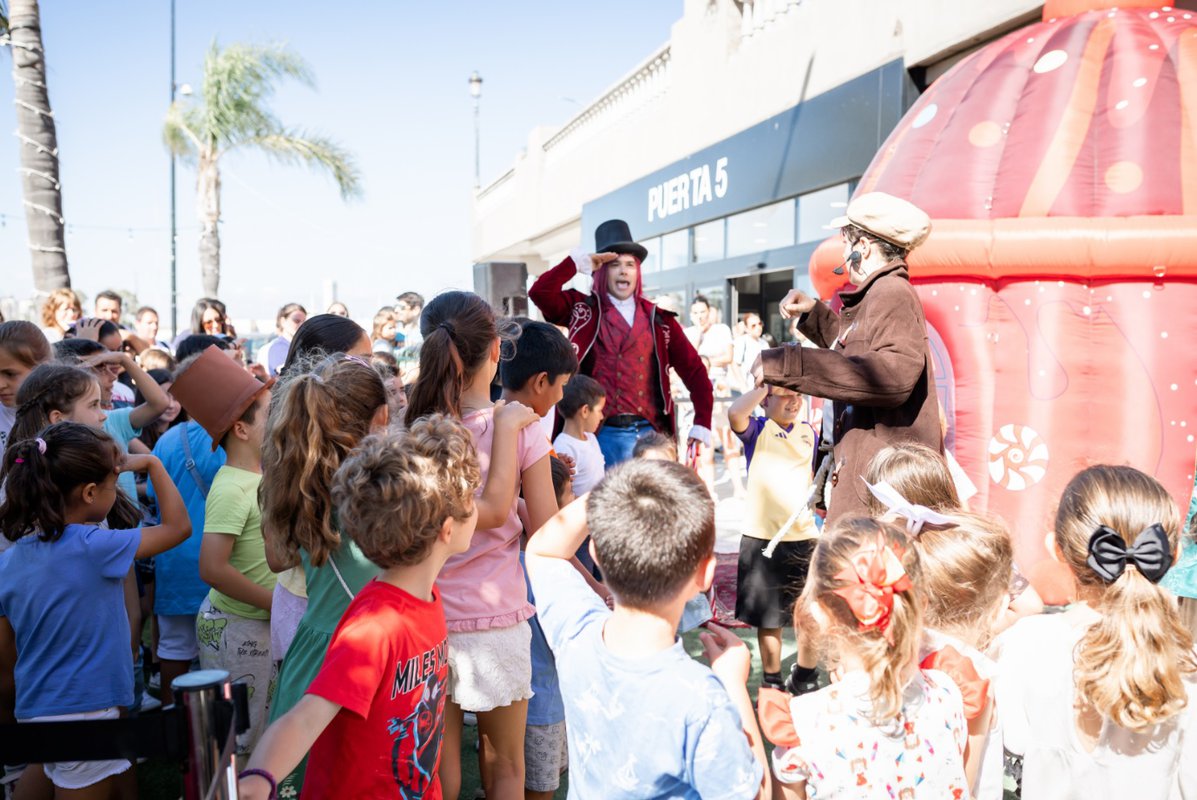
xmin=760 ymin=261 xmax=942 ymax=522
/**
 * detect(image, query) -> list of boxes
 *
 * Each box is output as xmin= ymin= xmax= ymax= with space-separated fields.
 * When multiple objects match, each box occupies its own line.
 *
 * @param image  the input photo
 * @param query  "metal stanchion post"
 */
xmin=172 ymin=669 xmax=232 ymax=800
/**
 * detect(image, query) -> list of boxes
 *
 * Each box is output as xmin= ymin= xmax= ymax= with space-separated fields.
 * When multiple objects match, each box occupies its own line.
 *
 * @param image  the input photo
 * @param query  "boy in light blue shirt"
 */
xmin=525 ymin=460 xmax=769 ymax=800
xmin=148 ymin=418 xmax=225 ymax=704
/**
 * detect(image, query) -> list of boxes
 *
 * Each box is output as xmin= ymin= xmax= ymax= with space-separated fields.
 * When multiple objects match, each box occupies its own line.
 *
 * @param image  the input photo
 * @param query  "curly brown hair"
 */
xmin=39 ymin=288 xmax=81 ymax=331
xmin=332 ymin=414 xmax=480 ymax=568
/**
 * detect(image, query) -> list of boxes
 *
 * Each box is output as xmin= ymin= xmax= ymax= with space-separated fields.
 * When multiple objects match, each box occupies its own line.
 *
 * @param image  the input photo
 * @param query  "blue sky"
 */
xmin=0 ymin=1 xmax=679 ymax=331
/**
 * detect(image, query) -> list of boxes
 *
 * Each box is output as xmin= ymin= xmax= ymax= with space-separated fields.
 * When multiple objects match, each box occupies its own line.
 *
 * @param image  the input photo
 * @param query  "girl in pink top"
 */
xmin=404 ymin=291 xmax=555 ymax=800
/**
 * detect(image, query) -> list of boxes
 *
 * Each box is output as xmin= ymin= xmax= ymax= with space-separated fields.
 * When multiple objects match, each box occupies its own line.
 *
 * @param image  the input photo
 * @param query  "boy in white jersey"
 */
xmin=728 ymin=384 xmax=819 ymax=693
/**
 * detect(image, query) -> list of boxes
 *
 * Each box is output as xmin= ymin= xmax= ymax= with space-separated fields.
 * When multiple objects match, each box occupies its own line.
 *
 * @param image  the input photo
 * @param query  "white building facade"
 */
xmin=471 ymin=0 xmax=1042 ymax=341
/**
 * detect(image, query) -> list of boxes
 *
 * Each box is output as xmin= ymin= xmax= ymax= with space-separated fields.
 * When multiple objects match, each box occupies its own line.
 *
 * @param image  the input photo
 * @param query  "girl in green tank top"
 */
xmin=258 ymin=353 xmax=392 ymax=794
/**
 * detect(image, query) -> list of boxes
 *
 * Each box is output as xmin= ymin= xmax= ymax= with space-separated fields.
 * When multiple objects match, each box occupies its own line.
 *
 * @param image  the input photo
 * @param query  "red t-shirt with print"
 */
xmin=302 ymin=580 xmax=448 ymax=799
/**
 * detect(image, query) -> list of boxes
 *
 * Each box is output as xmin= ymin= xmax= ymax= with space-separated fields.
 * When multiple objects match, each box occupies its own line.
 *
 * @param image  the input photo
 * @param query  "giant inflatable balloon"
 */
xmin=810 ymin=0 xmax=1197 ymax=599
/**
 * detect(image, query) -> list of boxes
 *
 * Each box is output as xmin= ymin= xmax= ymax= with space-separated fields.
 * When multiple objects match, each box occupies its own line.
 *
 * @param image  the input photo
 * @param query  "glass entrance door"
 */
xmin=730 ymin=268 xmax=795 ymax=346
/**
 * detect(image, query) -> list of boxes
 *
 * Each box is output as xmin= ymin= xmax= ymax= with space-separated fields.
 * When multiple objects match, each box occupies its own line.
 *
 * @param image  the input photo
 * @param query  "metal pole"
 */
xmin=473 ymin=96 xmax=480 ymax=188
xmin=170 ymin=0 xmax=178 ymax=338
xmin=172 ymin=669 xmax=231 ymax=800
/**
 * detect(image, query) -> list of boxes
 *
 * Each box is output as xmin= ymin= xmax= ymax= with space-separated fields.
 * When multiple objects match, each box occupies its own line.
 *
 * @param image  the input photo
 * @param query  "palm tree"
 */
xmin=3 ymin=0 xmax=71 ymax=292
xmin=164 ymin=42 xmax=361 ymax=296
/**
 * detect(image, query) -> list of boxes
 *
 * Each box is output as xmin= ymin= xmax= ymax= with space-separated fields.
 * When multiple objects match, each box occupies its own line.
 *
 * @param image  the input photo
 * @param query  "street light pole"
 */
xmin=469 ymin=71 xmax=483 ymax=188
xmin=169 ymin=0 xmax=178 ymax=338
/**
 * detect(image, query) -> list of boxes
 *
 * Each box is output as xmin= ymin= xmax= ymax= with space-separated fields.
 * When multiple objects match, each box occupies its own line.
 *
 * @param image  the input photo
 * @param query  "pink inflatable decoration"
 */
xmin=810 ymin=0 xmax=1197 ymax=600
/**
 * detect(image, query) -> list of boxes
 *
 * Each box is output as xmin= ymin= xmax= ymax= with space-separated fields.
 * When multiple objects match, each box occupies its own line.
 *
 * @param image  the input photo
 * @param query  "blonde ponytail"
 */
xmin=1056 ymin=465 xmax=1196 ymax=731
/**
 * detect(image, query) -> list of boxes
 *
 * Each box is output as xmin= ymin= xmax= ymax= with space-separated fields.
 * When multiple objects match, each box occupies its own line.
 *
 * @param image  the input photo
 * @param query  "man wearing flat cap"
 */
xmin=752 ymin=192 xmax=943 ymax=522
xmin=530 ymin=219 xmax=714 ymax=466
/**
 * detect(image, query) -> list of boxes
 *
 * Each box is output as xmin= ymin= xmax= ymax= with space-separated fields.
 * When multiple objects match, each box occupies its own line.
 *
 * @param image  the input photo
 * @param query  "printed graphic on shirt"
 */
xmin=389 ymin=653 xmax=447 ymax=800
xmin=392 ymin=640 xmax=448 ymax=698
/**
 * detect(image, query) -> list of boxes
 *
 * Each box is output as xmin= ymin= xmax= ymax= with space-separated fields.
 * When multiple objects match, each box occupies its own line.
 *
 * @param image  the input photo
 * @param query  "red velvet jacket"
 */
xmin=529 ymin=254 xmax=713 ymax=436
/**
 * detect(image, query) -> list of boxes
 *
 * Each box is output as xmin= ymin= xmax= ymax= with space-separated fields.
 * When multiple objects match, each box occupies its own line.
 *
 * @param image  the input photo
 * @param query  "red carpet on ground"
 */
xmin=711 ymin=552 xmax=749 ymax=627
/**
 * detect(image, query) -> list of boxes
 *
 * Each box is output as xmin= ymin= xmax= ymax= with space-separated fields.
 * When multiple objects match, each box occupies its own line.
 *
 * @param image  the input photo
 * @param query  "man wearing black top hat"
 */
xmin=529 ymin=219 xmax=714 ymax=466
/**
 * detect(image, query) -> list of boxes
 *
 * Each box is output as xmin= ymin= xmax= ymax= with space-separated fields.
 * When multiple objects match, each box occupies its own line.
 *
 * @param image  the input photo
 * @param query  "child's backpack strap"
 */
xmin=180 ymin=423 xmax=211 ymax=497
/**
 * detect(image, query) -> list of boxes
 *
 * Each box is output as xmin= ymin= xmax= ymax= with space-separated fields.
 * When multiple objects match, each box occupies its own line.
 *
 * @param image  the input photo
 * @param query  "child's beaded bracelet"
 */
xmin=238 ymin=768 xmax=277 ymax=799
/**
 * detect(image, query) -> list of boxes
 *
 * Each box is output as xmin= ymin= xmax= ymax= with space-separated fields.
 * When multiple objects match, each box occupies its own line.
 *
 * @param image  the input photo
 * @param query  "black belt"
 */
xmin=605 ymin=414 xmax=648 ymax=428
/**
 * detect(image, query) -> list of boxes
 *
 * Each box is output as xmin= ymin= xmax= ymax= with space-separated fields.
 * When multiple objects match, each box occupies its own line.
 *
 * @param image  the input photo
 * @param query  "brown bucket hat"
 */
xmin=171 ymin=345 xmax=275 ymax=450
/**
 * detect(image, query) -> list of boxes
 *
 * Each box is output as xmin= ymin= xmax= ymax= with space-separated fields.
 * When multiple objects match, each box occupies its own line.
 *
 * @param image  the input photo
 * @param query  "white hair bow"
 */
xmin=866 ymin=480 xmax=954 ymax=536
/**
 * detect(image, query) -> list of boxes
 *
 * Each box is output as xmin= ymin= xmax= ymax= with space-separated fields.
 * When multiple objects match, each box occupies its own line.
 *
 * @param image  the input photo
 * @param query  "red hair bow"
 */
xmin=830 ymin=540 xmax=912 ymax=641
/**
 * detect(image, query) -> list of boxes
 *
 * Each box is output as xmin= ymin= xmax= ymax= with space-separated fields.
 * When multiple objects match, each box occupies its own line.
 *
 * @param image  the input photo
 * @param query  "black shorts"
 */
xmin=734 ymin=537 xmax=816 ymax=629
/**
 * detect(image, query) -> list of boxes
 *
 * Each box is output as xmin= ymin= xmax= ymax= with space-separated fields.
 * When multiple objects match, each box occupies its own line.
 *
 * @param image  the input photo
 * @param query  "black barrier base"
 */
xmin=0 ymin=706 xmax=191 ymax=764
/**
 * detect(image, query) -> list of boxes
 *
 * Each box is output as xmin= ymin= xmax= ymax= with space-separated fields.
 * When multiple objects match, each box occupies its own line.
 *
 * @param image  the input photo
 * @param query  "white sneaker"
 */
xmin=463 ymin=711 xmax=478 ymax=727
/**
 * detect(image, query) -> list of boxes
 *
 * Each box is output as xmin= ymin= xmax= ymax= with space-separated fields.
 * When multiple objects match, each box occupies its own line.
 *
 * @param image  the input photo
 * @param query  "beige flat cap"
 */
xmin=829 ymin=192 xmax=931 ymax=250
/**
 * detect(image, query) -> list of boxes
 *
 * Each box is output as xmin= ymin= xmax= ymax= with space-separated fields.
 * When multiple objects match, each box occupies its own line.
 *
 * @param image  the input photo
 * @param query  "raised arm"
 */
xmin=529 ymin=250 xmax=614 ymax=325
xmin=761 ymin=283 xmax=925 ymax=407
xmin=85 ymin=351 xmax=170 ymax=430
xmin=525 ymin=492 xmax=590 ymax=562
xmin=475 ymin=400 xmax=539 ymax=530
xmin=123 ymin=454 xmax=191 ymax=557
xmin=795 ymin=301 xmax=841 ymax=350
xmin=778 ymin=289 xmax=839 ymax=350
xmin=728 ymin=386 xmax=767 ymax=434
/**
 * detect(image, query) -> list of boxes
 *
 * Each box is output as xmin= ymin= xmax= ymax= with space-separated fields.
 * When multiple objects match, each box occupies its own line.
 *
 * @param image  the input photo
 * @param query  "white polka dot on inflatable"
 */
xmin=912 ymin=103 xmax=938 ymax=129
xmin=988 ymin=424 xmax=1049 ymax=491
xmin=1033 ymin=50 xmax=1069 ymax=74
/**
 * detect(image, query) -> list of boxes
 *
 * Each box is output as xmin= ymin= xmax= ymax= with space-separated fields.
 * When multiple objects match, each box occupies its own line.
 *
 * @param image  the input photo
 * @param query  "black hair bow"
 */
xmin=1086 ymin=523 xmax=1173 ymax=584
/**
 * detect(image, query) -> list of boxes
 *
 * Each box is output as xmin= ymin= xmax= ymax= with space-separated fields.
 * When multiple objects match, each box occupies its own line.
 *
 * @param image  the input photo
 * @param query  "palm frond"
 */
xmin=163 ymin=100 xmax=203 ymax=160
xmin=200 ymin=41 xmax=313 ymax=147
xmin=240 ymin=129 xmax=363 ymax=200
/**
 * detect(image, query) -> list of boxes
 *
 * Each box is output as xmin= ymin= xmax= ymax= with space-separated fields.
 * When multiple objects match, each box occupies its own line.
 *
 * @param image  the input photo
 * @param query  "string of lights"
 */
xmin=0 ymin=211 xmax=201 ymax=236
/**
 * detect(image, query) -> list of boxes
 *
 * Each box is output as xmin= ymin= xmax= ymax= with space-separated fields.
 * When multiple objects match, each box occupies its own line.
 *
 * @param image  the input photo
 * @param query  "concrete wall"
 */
xmin=471 ymin=0 xmax=1042 ymax=273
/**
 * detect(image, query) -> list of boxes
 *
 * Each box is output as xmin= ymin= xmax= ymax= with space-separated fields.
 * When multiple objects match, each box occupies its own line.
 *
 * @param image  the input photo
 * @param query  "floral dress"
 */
xmin=761 ymin=669 xmax=969 ymax=799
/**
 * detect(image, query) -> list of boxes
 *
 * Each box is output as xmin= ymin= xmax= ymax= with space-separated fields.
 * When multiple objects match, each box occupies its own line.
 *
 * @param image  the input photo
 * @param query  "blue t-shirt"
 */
xmin=0 ymin=523 xmax=141 ymax=717
xmin=148 ymin=421 xmax=224 ymax=615
xmin=528 ymin=557 xmax=763 ymax=799
xmin=520 ymin=552 xmax=564 ymax=726
xmin=103 ymin=407 xmax=142 ymax=501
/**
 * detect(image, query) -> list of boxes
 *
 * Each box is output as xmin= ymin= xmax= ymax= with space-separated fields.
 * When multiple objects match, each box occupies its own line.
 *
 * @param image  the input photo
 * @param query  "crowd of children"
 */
xmin=1 ymin=283 xmax=1197 ymax=800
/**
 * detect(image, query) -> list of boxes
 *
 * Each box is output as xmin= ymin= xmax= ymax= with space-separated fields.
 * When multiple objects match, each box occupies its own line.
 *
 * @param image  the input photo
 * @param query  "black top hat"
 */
xmin=594 ymin=219 xmax=648 ymax=262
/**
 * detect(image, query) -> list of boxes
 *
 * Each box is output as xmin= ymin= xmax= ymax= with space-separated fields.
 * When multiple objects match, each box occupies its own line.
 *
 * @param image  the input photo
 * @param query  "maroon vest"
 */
xmin=591 ymin=300 xmax=664 ymax=431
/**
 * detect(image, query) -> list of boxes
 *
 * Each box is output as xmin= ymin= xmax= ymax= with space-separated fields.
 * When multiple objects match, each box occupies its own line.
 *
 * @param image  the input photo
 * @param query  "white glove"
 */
xmin=570 ymin=245 xmax=594 ymax=276
xmin=687 ymin=425 xmax=712 ymax=447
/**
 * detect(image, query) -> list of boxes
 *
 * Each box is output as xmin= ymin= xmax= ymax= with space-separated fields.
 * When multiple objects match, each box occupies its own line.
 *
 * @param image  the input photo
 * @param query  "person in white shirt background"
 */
xmin=685 ymin=294 xmax=743 ymax=497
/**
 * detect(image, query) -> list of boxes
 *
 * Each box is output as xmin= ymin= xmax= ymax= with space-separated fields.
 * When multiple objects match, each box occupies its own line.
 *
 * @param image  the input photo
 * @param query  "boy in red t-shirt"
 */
xmin=238 ymin=415 xmax=482 ymax=800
